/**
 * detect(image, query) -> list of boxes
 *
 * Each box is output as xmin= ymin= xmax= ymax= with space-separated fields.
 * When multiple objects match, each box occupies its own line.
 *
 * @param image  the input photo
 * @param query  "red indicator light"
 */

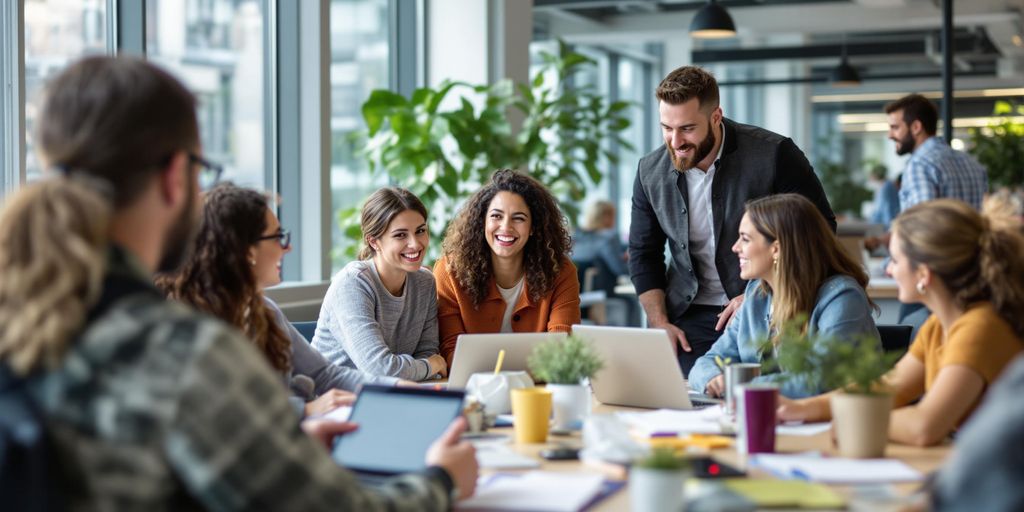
xmin=709 ymin=464 xmax=720 ymax=476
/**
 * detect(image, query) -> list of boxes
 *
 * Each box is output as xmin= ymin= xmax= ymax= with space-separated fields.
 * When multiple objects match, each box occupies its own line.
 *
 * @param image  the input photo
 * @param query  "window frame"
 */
xmin=3 ymin=0 xmax=418 ymax=290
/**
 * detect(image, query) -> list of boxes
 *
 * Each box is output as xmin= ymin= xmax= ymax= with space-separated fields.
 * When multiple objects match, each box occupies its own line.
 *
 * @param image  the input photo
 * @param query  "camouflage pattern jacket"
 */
xmin=36 ymin=247 xmax=453 ymax=511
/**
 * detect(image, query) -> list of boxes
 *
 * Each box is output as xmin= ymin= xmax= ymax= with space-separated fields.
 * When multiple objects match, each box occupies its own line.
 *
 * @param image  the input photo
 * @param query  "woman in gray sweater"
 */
xmin=159 ymin=184 xmax=395 ymax=417
xmin=313 ymin=188 xmax=447 ymax=381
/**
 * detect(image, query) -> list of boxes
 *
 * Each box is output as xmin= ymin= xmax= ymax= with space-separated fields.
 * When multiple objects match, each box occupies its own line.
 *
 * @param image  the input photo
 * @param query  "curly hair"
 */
xmin=156 ymin=183 xmax=292 ymax=373
xmin=441 ymin=169 xmax=572 ymax=307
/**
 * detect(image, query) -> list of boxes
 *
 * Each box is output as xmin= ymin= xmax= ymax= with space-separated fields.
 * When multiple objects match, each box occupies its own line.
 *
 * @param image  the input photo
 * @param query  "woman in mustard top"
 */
xmin=779 ymin=199 xmax=1024 ymax=446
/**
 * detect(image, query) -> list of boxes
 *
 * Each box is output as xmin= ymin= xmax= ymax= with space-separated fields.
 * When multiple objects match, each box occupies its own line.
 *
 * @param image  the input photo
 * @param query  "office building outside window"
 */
xmin=23 ymin=0 xmax=108 ymax=181
xmin=145 ymin=0 xmax=267 ymax=190
xmin=329 ymin=0 xmax=390 ymax=272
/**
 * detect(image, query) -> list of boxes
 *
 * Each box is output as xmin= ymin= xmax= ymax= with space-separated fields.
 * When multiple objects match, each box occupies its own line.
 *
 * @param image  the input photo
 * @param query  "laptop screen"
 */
xmin=331 ymin=385 xmax=465 ymax=475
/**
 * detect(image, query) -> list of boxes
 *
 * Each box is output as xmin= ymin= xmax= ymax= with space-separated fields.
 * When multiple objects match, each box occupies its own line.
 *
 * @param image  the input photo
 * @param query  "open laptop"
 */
xmin=573 ymin=325 xmax=720 ymax=410
xmin=331 ymin=385 xmax=465 ymax=483
xmin=447 ymin=332 xmax=568 ymax=389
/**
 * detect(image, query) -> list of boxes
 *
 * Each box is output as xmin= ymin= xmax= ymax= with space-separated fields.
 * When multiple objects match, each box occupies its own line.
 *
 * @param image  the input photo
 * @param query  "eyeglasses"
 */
xmin=189 ymin=153 xmax=224 ymax=190
xmin=258 ymin=229 xmax=291 ymax=249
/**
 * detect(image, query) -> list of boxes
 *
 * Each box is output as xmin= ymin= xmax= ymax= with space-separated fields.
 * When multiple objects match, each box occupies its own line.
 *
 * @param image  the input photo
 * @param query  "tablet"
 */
xmin=331 ymin=385 xmax=465 ymax=476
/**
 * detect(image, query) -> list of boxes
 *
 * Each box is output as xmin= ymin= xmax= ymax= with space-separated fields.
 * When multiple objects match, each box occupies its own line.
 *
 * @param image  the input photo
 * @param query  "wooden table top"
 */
xmin=481 ymin=397 xmax=950 ymax=511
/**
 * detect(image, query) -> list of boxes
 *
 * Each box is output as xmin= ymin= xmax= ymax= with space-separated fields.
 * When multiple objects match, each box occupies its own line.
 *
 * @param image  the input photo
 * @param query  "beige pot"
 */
xmin=830 ymin=392 xmax=892 ymax=458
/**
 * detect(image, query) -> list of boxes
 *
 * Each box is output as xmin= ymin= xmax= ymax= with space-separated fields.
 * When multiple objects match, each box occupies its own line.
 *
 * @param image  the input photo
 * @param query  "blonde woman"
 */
xmin=779 ymin=199 xmax=1024 ymax=446
xmin=688 ymin=194 xmax=879 ymax=398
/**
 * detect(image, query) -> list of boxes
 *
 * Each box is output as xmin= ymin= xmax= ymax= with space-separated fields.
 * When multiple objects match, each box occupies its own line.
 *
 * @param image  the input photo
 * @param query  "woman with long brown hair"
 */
xmin=159 ymin=183 xmax=391 ymax=416
xmin=312 ymin=187 xmax=447 ymax=380
xmin=434 ymin=169 xmax=581 ymax=366
xmin=779 ymin=199 xmax=1024 ymax=446
xmin=689 ymin=194 xmax=879 ymax=398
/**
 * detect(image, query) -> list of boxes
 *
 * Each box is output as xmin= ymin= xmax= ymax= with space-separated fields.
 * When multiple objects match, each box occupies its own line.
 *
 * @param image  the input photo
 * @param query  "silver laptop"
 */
xmin=573 ymin=325 xmax=701 ymax=410
xmin=447 ymin=332 xmax=568 ymax=388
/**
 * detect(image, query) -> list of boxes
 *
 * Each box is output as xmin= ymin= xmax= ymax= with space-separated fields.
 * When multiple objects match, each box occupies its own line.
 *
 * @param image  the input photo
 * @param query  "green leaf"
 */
xmin=527 ymin=335 xmax=604 ymax=384
xmin=361 ymin=89 xmax=408 ymax=135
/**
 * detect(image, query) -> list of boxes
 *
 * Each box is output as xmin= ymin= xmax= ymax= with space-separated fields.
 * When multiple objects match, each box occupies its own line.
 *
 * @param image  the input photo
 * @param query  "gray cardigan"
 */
xmin=312 ymin=260 xmax=439 ymax=381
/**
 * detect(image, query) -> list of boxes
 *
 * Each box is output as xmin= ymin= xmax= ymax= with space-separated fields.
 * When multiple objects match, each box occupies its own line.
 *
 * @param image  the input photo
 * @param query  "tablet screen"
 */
xmin=331 ymin=385 xmax=465 ymax=475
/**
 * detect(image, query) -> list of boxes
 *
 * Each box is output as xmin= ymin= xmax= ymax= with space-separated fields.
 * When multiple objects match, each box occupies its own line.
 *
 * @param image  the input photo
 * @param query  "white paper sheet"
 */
xmin=616 ymin=407 xmax=725 ymax=435
xmin=457 ymin=472 xmax=605 ymax=511
xmin=775 ymin=422 xmax=832 ymax=437
xmin=751 ymin=454 xmax=924 ymax=484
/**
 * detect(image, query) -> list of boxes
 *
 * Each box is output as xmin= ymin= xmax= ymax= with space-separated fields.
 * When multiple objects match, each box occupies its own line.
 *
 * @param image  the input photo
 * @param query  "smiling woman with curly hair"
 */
xmin=434 ymin=169 xmax=581 ymax=366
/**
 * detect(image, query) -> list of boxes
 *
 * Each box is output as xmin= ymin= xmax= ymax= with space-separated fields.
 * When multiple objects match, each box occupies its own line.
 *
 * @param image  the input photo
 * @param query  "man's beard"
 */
xmin=669 ymin=121 xmax=716 ymax=171
xmin=894 ymin=132 xmax=916 ymax=156
xmin=157 ymin=184 xmax=199 ymax=273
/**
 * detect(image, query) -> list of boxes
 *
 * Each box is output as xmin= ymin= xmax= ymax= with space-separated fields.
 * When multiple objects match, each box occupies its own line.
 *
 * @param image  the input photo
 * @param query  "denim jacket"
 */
xmin=688 ymin=274 xmax=879 ymax=398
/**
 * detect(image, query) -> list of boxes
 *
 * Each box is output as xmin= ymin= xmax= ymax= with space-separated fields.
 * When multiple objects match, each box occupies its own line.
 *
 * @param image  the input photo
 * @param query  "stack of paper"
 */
xmin=617 ymin=407 xmax=725 ymax=436
xmin=751 ymin=454 xmax=924 ymax=484
xmin=457 ymin=472 xmax=605 ymax=512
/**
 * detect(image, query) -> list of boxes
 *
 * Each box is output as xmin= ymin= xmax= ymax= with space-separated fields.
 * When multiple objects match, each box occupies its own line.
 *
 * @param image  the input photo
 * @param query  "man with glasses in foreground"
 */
xmin=0 ymin=56 xmax=476 ymax=510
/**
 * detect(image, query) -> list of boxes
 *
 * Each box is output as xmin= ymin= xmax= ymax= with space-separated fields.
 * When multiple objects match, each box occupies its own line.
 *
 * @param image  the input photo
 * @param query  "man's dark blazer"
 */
xmin=628 ymin=117 xmax=836 ymax=325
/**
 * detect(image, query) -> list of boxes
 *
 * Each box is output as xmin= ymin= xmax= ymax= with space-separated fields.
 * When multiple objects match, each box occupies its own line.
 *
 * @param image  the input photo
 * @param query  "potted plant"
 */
xmin=337 ymin=39 xmax=635 ymax=262
xmin=526 ymin=334 xmax=603 ymax=431
xmin=630 ymin=447 xmax=688 ymax=512
xmin=767 ymin=321 xmax=899 ymax=458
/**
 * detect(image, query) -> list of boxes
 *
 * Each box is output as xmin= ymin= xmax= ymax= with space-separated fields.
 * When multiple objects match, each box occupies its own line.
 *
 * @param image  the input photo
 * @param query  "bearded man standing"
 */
xmin=629 ymin=65 xmax=836 ymax=376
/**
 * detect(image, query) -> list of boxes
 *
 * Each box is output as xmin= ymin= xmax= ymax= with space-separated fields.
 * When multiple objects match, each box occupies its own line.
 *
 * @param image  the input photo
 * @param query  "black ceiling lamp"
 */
xmin=690 ymin=0 xmax=737 ymax=39
xmin=831 ymin=40 xmax=861 ymax=87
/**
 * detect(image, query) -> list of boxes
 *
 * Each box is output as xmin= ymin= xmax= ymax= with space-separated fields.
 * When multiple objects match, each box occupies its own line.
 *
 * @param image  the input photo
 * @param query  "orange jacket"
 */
xmin=434 ymin=255 xmax=581 ymax=367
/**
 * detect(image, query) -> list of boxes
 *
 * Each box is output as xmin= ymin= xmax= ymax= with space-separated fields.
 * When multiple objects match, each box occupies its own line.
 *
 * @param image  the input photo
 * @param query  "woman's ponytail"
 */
xmin=0 ymin=178 xmax=112 ymax=375
xmin=977 ymin=200 xmax=1024 ymax=338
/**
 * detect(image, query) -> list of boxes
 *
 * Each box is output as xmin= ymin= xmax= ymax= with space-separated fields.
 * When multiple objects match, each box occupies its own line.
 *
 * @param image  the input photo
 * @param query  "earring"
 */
xmin=915 ymin=282 xmax=926 ymax=295
xmin=773 ymin=258 xmax=779 ymax=268
xmin=250 ymin=259 xmax=257 ymax=266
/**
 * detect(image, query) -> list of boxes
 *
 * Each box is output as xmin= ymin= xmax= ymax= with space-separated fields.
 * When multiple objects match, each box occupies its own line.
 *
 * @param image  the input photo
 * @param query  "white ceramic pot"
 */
xmin=830 ymin=392 xmax=892 ymax=458
xmin=547 ymin=383 xmax=590 ymax=430
xmin=630 ymin=467 xmax=686 ymax=512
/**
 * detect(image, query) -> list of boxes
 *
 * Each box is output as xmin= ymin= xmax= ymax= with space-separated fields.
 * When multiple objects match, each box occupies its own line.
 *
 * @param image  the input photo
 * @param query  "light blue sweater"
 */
xmin=688 ymin=275 xmax=880 ymax=398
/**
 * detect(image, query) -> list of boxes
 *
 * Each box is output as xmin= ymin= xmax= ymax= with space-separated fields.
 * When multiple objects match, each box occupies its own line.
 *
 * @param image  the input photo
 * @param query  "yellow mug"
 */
xmin=510 ymin=387 xmax=553 ymax=444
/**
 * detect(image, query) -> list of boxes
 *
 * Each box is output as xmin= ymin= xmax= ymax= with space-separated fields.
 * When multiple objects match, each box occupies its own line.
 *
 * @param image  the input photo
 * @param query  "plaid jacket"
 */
xmin=37 ymin=247 xmax=452 ymax=511
xmin=899 ymin=137 xmax=988 ymax=211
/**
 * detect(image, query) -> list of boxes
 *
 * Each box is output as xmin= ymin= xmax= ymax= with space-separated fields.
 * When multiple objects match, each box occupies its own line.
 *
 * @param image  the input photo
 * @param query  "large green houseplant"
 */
xmin=765 ymin=320 xmax=898 ymax=458
xmin=338 ymin=40 xmax=634 ymax=261
xmin=968 ymin=100 xmax=1024 ymax=191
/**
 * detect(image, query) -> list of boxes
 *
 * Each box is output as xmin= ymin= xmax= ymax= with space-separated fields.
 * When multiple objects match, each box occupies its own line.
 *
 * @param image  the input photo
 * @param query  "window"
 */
xmin=145 ymin=0 xmax=268 ymax=189
xmin=328 ymin=0 xmax=391 ymax=271
xmin=23 ymin=0 xmax=108 ymax=181
xmin=616 ymin=56 xmax=650 ymax=234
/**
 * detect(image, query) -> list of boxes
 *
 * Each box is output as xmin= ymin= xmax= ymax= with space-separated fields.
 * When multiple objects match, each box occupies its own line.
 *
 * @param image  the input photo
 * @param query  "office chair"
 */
xmin=877 ymin=324 xmax=913 ymax=357
xmin=291 ymin=321 xmax=317 ymax=343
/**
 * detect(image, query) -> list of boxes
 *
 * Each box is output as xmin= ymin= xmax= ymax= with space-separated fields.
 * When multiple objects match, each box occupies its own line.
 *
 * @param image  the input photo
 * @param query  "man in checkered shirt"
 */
xmin=885 ymin=94 xmax=987 ymax=211
xmin=869 ymin=93 xmax=988 ymax=324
